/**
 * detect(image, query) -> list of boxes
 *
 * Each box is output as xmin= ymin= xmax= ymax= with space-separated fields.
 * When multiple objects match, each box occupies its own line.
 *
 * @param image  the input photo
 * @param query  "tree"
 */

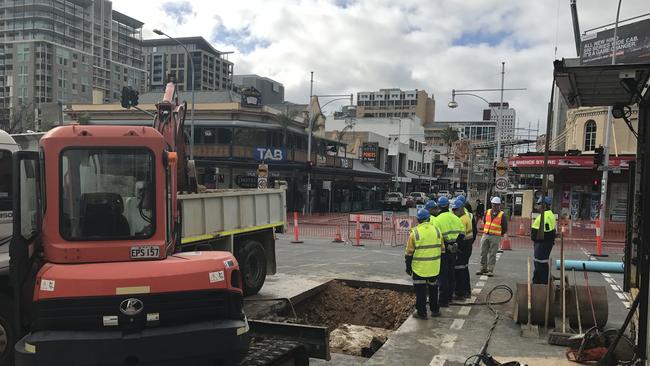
xmin=276 ymin=110 xmax=300 ymax=145
xmin=8 ymin=100 xmax=36 ymax=133
xmin=441 ymin=126 xmax=459 ymax=156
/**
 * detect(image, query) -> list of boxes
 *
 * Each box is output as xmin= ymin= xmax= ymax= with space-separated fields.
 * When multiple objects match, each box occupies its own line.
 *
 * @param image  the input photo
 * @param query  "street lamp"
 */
xmin=153 ymin=29 xmax=195 ymax=160
xmin=305 ymin=93 xmax=354 ymax=214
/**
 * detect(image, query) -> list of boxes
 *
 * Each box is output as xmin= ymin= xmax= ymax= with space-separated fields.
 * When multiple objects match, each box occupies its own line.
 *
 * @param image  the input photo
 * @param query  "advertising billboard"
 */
xmin=580 ymin=18 xmax=650 ymax=65
xmin=361 ymin=142 xmax=379 ymax=162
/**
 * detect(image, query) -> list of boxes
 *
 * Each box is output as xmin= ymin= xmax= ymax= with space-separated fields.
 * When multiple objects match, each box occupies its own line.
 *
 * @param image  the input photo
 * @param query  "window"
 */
xmin=17 ymin=44 xmax=30 ymax=61
xmin=584 ymin=120 xmax=597 ymax=151
xmin=60 ymin=149 xmax=155 ymax=240
xmin=408 ymin=160 xmax=414 ymax=171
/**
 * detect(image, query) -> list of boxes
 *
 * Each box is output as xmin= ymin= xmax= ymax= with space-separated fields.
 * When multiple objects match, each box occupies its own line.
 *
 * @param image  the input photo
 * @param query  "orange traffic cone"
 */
xmin=500 ymin=234 xmax=512 ymax=251
xmin=517 ymin=222 xmax=525 ymax=237
xmin=333 ymin=224 xmax=344 ymax=243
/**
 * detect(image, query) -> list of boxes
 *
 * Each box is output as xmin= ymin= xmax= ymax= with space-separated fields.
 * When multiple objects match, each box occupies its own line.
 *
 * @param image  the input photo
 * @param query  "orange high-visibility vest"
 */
xmin=483 ymin=209 xmax=504 ymax=236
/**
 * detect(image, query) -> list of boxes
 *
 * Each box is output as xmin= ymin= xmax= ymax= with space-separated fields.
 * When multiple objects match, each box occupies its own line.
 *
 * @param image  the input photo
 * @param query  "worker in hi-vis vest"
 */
xmin=405 ymin=209 xmax=444 ymax=319
xmin=453 ymin=197 xmax=477 ymax=299
xmin=477 ymin=196 xmax=508 ymax=277
xmin=531 ymin=196 xmax=557 ymax=284
xmin=435 ymin=197 xmax=465 ymax=307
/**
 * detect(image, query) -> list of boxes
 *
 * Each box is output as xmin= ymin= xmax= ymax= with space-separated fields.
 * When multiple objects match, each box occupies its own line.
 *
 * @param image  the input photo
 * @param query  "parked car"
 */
xmin=437 ymin=190 xmax=451 ymax=199
xmin=454 ymin=190 xmax=466 ymax=198
xmin=383 ymin=192 xmax=406 ymax=211
xmin=406 ymin=192 xmax=428 ymax=207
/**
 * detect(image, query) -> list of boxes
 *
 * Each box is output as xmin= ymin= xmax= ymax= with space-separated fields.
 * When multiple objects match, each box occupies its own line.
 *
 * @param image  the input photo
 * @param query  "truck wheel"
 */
xmin=0 ymin=297 xmax=15 ymax=366
xmin=237 ymin=240 xmax=267 ymax=296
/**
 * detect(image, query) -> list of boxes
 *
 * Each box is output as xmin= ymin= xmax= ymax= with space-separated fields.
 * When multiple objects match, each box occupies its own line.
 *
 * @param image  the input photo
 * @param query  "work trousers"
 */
xmin=412 ymin=273 xmax=439 ymax=315
xmin=479 ymin=234 xmax=501 ymax=272
xmin=454 ymin=240 xmax=473 ymax=297
xmin=439 ymin=250 xmax=456 ymax=305
xmin=532 ymin=240 xmax=554 ymax=284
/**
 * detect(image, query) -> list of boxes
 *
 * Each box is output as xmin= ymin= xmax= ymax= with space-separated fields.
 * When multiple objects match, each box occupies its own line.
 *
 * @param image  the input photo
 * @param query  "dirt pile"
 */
xmin=293 ymin=280 xmax=415 ymax=331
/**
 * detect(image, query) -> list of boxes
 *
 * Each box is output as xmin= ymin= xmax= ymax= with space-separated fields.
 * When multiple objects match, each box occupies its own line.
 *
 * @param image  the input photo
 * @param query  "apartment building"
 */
xmin=483 ymin=102 xmax=516 ymax=156
xmin=0 ymin=0 xmax=147 ymax=131
xmin=233 ymin=74 xmax=284 ymax=105
xmin=356 ymin=88 xmax=435 ymax=124
xmin=142 ymin=36 xmax=233 ymax=92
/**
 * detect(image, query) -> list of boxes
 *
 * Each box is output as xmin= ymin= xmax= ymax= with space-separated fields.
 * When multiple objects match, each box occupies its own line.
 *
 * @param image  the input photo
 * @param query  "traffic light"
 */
xmin=592 ymin=178 xmax=600 ymax=191
xmin=594 ymin=146 xmax=604 ymax=167
xmin=120 ymin=86 xmax=139 ymax=109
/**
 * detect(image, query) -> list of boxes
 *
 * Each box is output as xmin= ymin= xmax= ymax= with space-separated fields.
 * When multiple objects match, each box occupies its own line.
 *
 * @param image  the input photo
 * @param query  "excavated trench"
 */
xmin=253 ymin=279 xmax=415 ymax=358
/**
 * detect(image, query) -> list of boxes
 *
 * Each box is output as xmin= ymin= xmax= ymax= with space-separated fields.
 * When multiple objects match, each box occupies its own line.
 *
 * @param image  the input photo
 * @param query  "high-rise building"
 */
xmin=233 ymin=74 xmax=284 ymax=105
xmin=483 ymin=102 xmax=516 ymax=157
xmin=142 ymin=37 xmax=233 ymax=93
xmin=0 ymin=0 xmax=147 ymax=131
xmin=356 ymin=88 xmax=435 ymax=124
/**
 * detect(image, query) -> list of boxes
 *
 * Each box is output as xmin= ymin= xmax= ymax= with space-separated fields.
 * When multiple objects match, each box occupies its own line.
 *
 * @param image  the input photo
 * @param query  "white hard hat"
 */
xmin=491 ymin=196 xmax=502 ymax=204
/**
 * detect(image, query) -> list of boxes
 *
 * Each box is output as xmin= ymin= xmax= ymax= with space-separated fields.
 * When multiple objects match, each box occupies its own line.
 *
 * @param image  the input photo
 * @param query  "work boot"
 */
xmin=413 ymin=311 xmax=428 ymax=320
xmin=430 ymin=310 xmax=441 ymax=317
xmin=476 ymin=269 xmax=487 ymax=275
xmin=486 ymin=270 xmax=494 ymax=277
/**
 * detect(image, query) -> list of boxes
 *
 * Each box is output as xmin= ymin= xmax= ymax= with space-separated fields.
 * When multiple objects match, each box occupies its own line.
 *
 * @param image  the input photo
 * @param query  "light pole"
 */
xmin=305 ymin=90 xmax=354 ymax=214
xmin=154 ymin=29 xmax=195 ymax=160
xmin=390 ymin=117 xmax=404 ymax=192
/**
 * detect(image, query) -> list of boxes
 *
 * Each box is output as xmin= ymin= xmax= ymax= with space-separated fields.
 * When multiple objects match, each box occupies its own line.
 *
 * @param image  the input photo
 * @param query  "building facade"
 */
xmin=510 ymin=106 xmax=639 ymax=221
xmin=0 ymin=0 xmax=147 ymax=131
xmin=233 ymin=74 xmax=284 ymax=105
xmin=356 ymin=88 xmax=435 ymax=124
xmin=483 ymin=102 xmax=516 ymax=157
xmin=142 ymin=36 xmax=233 ymax=93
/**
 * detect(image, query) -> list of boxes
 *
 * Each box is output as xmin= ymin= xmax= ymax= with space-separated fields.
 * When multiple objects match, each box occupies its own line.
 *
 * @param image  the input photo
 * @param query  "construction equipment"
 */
xmin=0 ymin=75 xmax=304 ymax=366
xmin=521 ymin=257 xmax=539 ymax=337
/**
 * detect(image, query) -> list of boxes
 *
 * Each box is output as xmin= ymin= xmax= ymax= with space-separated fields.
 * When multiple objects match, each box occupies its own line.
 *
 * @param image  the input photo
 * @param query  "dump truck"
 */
xmin=0 ymin=76 xmax=303 ymax=366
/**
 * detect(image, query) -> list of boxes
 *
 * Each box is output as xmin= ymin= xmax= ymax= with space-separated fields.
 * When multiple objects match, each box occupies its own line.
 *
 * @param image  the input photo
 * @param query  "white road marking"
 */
xmin=602 ymin=273 xmax=611 ymax=278
xmin=469 ymin=296 xmax=477 ymax=303
xmin=458 ymin=306 xmax=471 ymax=316
xmin=429 ymin=355 xmax=446 ymax=366
xmin=615 ymin=292 xmax=626 ymax=300
xmin=475 ymin=281 xmax=486 ymax=288
xmin=450 ymin=319 xmax=465 ymax=330
xmin=610 ymin=284 xmax=619 ymax=291
xmin=472 ymin=288 xmax=482 ymax=295
xmin=480 ymin=275 xmax=488 ymax=281
xmin=604 ymin=277 xmax=615 ymax=283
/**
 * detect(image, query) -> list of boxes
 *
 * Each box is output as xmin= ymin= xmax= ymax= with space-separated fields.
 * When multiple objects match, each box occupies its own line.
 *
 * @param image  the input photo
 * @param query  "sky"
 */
xmin=112 ymin=0 xmax=649 ymax=134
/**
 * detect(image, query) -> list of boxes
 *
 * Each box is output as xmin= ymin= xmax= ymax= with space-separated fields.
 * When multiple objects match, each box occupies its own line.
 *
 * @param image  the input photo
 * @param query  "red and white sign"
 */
xmin=509 ymin=155 xmax=634 ymax=169
xmin=349 ymin=214 xmax=383 ymax=223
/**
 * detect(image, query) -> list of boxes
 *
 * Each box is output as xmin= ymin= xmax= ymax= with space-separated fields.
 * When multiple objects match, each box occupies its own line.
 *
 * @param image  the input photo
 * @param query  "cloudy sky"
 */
xmin=113 ymin=0 xmax=648 ymax=133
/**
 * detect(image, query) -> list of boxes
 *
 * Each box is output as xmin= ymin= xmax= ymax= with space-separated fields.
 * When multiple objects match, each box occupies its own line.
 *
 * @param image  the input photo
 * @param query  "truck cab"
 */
xmin=6 ymin=125 xmax=250 ymax=366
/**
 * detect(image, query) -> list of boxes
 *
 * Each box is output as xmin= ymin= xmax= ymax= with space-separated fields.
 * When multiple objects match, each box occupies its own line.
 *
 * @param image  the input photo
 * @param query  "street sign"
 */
xmin=496 ymin=160 xmax=508 ymax=176
xmin=495 ymin=176 xmax=509 ymax=192
xmin=257 ymin=164 xmax=269 ymax=178
xmin=257 ymin=177 xmax=268 ymax=189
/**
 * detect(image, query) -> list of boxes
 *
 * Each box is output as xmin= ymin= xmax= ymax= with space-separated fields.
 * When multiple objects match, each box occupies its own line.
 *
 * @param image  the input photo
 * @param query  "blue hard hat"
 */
xmin=537 ymin=196 xmax=552 ymax=205
xmin=437 ymin=196 xmax=449 ymax=207
xmin=452 ymin=199 xmax=464 ymax=210
xmin=456 ymin=195 xmax=466 ymax=204
xmin=416 ymin=209 xmax=430 ymax=221
xmin=425 ymin=200 xmax=438 ymax=210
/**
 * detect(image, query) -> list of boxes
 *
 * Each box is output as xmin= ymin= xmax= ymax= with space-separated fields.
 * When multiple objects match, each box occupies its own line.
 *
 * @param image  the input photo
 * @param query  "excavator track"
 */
xmin=238 ymin=338 xmax=309 ymax=366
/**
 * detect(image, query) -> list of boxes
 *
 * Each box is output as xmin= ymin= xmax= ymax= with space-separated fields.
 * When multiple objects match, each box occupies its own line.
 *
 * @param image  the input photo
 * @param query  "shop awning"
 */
xmin=553 ymin=58 xmax=650 ymax=108
xmin=353 ymin=161 xmax=393 ymax=177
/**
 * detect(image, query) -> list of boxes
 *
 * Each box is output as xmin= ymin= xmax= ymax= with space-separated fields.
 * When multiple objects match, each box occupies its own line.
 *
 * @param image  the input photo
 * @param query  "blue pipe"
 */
xmin=555 ymin=260 xmax=624 ymax=273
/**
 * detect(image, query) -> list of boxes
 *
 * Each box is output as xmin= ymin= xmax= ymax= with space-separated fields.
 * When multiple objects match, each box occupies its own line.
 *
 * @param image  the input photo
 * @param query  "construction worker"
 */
xmin=425 ymin=199 xmax=440 ymax=222
xmin=531 ymin=196 xmax=557 ymax=284
xmin=435 ymin=196 xmax=465 ymax=307
xmin=476 ymin=199 xmax=485 ymax=221
xmin=477 ymin=196 xmax=508 ymax=277
xmin=453 ymin=198 xmax=477 ymax=299
xmin=405 ymin=208 xmax=444 ymax=319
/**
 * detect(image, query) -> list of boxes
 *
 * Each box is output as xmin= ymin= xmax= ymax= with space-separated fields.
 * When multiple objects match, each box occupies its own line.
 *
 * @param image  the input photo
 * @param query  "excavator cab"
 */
xmin=9 ymin=126 xmax=250 ymax=366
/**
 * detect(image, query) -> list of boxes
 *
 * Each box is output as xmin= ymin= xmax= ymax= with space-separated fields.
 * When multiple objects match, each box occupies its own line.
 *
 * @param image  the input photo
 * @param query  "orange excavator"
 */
xmin=0 ymin=75 xmax=307 ymax=365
